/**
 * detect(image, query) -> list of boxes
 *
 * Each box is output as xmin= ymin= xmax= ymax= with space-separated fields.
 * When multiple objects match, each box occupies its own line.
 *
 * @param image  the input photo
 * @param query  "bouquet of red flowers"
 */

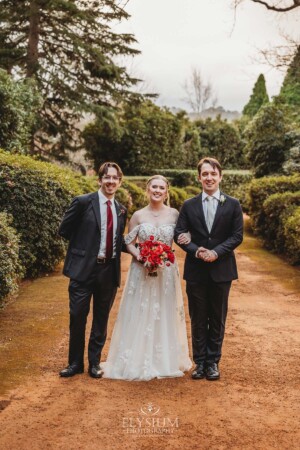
xmin=138 ymin=235 xmax=175 ymax=277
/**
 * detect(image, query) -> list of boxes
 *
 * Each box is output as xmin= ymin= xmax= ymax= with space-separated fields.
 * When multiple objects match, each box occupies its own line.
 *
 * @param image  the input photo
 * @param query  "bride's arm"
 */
xmin=125 ymin=213 xmax=141 ymax=260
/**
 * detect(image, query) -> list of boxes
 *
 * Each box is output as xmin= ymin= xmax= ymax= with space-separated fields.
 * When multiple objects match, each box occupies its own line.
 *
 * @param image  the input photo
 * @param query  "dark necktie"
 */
xmin=106 ymin=199 xmax=113 ymax=259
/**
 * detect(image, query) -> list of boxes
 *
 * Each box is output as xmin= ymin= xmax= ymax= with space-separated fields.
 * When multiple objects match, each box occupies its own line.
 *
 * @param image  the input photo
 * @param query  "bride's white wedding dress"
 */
xmin=103 ymin=223 xmax=192 ymax=381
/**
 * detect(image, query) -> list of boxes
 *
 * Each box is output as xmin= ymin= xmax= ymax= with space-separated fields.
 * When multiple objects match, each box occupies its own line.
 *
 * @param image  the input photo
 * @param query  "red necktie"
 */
xmin=106 ymin=200 xmax=113 ymax=259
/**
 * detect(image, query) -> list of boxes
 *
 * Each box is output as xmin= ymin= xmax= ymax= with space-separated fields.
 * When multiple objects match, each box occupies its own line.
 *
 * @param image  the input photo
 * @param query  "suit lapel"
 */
xmin=197 ymin=193 xmax=209 ymax=234
xmin=91 ymin=192 xmax=102 ymax=233
xmin=114 ymin=199 xmax=121 ymax=236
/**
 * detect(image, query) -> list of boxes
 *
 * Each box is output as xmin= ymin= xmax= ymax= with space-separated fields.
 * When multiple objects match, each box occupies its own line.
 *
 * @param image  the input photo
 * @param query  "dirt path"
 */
xmin=0 ymin=231 xmax=299 ymax=450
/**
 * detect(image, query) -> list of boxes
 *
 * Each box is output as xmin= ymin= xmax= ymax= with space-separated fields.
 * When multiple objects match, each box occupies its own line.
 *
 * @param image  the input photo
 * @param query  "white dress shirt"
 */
xmin=98 ymin=190 xmax=118 ymax=258
xmin=202 ymin=189 xmax=220 ymax=227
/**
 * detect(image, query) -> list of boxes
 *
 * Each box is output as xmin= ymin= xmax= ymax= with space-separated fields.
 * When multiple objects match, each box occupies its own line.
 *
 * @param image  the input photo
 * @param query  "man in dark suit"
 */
xmin=175 ymin=157 xmax=243 ymax=381
xmin=58 ymin=162 xmax=127 ymax=378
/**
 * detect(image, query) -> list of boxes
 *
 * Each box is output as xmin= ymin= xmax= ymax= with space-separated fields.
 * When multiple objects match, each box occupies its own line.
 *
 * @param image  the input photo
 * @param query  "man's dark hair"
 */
xmin=197 ymin=157 xmax=222 ymax=176
xmin=98 ymin=162 xmax=123 ymax=180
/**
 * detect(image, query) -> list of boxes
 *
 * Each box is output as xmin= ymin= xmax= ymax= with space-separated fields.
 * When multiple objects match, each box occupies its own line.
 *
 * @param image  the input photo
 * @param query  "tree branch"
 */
xmin=250 ymin=0 xmax=300 ymax=12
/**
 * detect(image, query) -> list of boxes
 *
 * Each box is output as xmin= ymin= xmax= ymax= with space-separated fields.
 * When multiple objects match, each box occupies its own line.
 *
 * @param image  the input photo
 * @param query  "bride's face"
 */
xmin=147 ymin=179 xmax=168 ymax=203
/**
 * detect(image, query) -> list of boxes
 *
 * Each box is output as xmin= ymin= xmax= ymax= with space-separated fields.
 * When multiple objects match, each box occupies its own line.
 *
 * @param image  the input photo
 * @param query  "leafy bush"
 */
xmin=245 ymin=103 xmax=290 ymax=177
xmin=284 ymin=207 xmax=300 ymax=265
xmin=195 ymin=116 xmax=247 ymax=169
xmin=115 ymin=186 xmax=132 ymax=211
xmin=184 ymin=186 xmax=200 ymax=197
xmin=262 ymin=191 xmax=300 ymax=253
xmin=0 ymin=212 xmax=23 ymax=302
xmin=0 ymin=69 xmax=41 ymax=153
xmin=0 ymin=150 xmax=96 ymax=278
xmin=154 ymin=169 xmax=197 ymax=187
xmin=169 ymin=187 xmax=188 ymax=210
xmin=248 ymin=174 xmax=300 ymax=235
xmin=122 ymin=180 xmax=147 ymax=212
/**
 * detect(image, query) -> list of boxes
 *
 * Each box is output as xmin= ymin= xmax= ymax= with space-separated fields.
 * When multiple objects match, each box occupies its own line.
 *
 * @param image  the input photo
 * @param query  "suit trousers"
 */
xmin=186 ymin=276 xmax=232 ymax=365
xmin=68 ymin=260 xmax=117 ymax=367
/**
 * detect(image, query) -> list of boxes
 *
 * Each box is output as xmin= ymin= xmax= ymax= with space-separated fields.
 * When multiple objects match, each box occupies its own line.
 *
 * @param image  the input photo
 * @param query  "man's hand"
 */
xmin=196 ymin=247 xmax=218 ymax=262
xmin=177 ymin=232 xmax=191 ymax=245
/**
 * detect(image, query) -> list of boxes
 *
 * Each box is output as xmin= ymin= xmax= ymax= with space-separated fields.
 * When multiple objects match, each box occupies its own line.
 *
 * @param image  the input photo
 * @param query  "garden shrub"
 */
xmin=154 ymin=168 xmax=252 ymax=197
xmin=284 ymin=207 xmax=300 ymax=265
xmin=184 ymin=186 xmax=200 ymax=197
xmin=0 ymin=212 xmax=23 ymax=302
xmin=262 ymin=191 xmax=300 ymax=253
xmin=115 ymin=186 xmax=132 ymax=212
xmin=247 ymin=174 xmax=300 ymax=235
xmin=0 ymin=150 xmax=96 ymax=278
xmin=122 ymin=180 xmax=147 ymax=214
xmin=169 ymin=187 xmax=188 ymax=210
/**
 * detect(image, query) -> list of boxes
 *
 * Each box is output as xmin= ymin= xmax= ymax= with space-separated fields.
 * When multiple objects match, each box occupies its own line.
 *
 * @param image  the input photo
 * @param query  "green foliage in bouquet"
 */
xmin=0 ymin=212 xmax=24 ymax=302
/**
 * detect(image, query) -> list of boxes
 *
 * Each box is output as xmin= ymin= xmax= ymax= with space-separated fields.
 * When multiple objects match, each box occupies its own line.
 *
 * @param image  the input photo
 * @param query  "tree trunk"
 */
xmin=26 ymin=0 xmax=40 ymax=79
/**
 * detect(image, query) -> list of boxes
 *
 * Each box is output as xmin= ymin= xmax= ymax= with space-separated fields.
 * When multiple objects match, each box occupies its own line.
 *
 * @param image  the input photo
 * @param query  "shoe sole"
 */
xmin=59 ymin=369 xmax=84 ymax=377
xmin=191 ymin=373 xmax=206 ymax=380
xmin=88 ymin=373 xmax=103 ymax=379
xmin=206 ymin=375 xmax=220 ymax=381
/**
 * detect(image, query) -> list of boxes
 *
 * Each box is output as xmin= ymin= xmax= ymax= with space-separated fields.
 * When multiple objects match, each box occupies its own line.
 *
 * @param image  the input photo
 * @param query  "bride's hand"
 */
xmin=136 ymin=254 xmax=144 ymax=264
xmin=177 ymin=232 xmax=191 ymax=245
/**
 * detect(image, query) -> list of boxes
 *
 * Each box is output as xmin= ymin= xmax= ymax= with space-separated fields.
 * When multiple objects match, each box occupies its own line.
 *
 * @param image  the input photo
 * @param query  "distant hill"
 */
xmin=169 ymin=106 xmax=241 ymax=122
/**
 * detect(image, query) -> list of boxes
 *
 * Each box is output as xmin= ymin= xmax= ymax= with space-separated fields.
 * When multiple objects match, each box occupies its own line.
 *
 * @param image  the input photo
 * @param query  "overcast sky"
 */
xmin=115 ymin=0 xmax=299 ymax=112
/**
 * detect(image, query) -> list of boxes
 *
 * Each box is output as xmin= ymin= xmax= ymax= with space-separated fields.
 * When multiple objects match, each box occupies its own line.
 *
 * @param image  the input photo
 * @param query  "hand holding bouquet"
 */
xmin=138 ymin=235 xmax=175 ymax=277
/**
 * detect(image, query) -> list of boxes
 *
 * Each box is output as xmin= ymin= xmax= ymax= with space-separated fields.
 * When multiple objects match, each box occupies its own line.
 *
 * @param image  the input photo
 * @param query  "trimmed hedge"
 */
xmin=262 ymin=191 xmax=300 ymax=253
xmin=284 ymin=207 xmax=300 ymax=265
xmin=153 ymin=168 xmax=252 ymax=198
xmin=0 ymin=150 xmax=96 ymax=278
xmin=115 ymin=186 xmax=132 ymax=211
xmin=248 ymin=174 xmax=300 ymax=235
xmin=169 ymin=187 xmax=188 ymax=210
xmin=184 ymin=186 xmax=200 ymax=197
xmin=0 ymin=212 xmax=23 ymax=302
xmin=121 ymin=180 xmax=147 ymax=216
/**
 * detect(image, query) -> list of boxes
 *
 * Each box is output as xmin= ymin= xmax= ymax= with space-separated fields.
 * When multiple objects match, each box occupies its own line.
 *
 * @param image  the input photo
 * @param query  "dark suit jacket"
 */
xmin=174 ymin=192 xmax=243 ymax=283
xmin=58 ymin=192 xmax=127 ymax=286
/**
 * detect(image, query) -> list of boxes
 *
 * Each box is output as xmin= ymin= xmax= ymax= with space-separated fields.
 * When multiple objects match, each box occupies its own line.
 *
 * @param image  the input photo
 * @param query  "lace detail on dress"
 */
xmin=124 ymin=223 xmax=176 ymax=246
xmin=103 ymin=222 xmax=192 ymax=381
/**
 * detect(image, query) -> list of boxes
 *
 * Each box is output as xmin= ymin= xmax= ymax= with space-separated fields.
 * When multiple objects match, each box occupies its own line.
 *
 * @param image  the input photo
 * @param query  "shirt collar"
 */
xmin=98 ymin=189 xmax=115 ymax=204
xmin=202 ymin=189 xmax=221 ymax=202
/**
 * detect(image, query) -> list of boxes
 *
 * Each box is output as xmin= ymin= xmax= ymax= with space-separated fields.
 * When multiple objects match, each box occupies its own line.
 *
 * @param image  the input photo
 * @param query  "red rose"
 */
xmin=149 ymin=235 xmax=154 ymax=241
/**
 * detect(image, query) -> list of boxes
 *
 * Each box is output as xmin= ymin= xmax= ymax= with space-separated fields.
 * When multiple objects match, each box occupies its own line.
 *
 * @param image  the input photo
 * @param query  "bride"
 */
xmin=103 ymin=175 xmax=192 ymax=381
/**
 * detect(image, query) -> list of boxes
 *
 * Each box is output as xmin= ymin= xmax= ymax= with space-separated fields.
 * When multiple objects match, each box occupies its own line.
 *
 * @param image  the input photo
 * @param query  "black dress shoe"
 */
xmin=88 ymin=364 xmax=103 ymax=379
xmin=191 ymin=362 xmax=206 ymax=379
xmin=206 ymin=363 xmax=220 ymax=380
xmin=59 ymin=364 xmax=84 ymax=378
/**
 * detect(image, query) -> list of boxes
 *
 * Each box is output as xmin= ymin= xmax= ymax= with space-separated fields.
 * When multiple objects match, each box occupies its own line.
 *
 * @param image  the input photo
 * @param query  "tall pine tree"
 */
xmin=279 ymin=45 xmax=300 ymax=107
xmin=0 ymin=0 xmax=140 ymax=157
xmin=243 ymin=74 xmax=269 ymax=117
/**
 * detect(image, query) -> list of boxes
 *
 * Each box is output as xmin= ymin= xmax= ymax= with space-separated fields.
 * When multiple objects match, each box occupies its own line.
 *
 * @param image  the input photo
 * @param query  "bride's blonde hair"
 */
xmin=146 ymin=175 xmax=170 ymax=206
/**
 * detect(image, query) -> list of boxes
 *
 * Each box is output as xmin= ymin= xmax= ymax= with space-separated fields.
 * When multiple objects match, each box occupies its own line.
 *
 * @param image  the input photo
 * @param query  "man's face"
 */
xmin=198 ymin=163 xmax=222 ymax=195
xmin=99 ymin=167 xmax=121 ymax=198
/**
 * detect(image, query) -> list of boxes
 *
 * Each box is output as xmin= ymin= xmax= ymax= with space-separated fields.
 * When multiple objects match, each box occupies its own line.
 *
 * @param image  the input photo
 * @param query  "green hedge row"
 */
xmin=0 ymin=212 xmax=23 ymax=303
xmin=0 ymin=150 xmax=96 ymax=284
xmin=247 ymin=174 xmax=300 ymax=264
xmin=248 ymin=174 xmax=300 ymax=235
xmin=153 ymin=169 xmax=252 ymax=199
